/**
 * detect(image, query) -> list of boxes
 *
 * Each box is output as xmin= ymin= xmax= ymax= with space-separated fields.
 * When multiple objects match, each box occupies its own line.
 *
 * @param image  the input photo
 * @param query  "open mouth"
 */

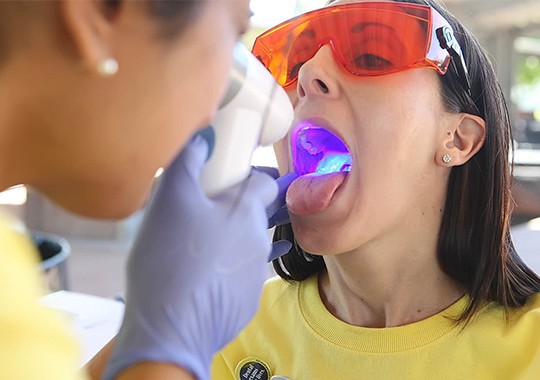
xmin=291 ymin=121 xmax=352 ymax=176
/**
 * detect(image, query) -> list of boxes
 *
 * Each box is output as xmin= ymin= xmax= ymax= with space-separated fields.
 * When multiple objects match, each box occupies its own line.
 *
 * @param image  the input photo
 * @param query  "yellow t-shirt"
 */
xmin=212 ymin=275 xmax=540 ymax=380
xmin=0 ymin=210 xmax=86 ymax=380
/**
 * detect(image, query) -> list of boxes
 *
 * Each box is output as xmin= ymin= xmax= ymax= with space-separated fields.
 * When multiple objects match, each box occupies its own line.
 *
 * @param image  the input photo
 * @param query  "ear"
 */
xmin=60 ymin=0 xmax=119 ymax=73
xmin=437 ymin=113 xmax=486 ymax=167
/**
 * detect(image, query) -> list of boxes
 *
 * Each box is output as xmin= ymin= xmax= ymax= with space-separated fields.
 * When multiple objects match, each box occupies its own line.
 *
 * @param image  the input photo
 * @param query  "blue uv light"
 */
xmin=291 ymin=122 xmax=352 ymax=176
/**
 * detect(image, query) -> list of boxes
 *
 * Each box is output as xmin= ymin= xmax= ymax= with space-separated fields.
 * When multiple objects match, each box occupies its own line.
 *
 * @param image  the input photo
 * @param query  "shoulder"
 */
xmin=258 ymin=275 xmax=301 ymax=312
xmin=469 ymin=293 xmax=540 ymax=344
xmin=526 ymin=292 xmax=540 ymax=308
xmin=225 ymin=275 xmax=307 ymax=342
xmin=0 ymin=209 xmax=34 ymax=252
xmin=0 ymin=209 xmax=39 ymax=260
xmin=475 ymin=293 xmax=540 ymax=325
xmin=495 ymin=293 xmax=540 ymax=325
xmin=212 ymin=276 xmax=310 ymax=379
xmin=0 ymin=209 xmax=84 ymax=379
xmin=262 ymin=275 xmax=297 ymax=297
xmin=0 ymin=209 xmax=42 ymax=294
xmin=513 ymin=292 xmax=540 ymax=320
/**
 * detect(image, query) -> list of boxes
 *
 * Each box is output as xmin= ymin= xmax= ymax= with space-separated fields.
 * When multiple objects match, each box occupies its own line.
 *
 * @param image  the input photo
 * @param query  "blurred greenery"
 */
xmin=517 ymin=55 xmax=540 ymax=86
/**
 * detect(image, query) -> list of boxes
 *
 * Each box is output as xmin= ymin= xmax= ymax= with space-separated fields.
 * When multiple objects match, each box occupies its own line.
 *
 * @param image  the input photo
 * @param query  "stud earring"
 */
xmin=96 ymin=58 xmax=119 ymax=77
xmin=442 ymin=154 xmax=452 ymax=164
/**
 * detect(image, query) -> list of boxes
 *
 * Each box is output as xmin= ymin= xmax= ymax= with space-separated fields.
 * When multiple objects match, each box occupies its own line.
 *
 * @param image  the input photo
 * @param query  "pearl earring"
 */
xmin=442 ymin=154 xmax=452 ymax=164
xmin=96 ymin=58 xmax=119 ymax=77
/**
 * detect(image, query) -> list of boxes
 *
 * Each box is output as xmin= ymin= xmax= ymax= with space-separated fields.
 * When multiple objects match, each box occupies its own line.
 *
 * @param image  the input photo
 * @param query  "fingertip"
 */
xmin=248 ymin=170 xmax=279 ymax=206
xmin=272 ymin=205 xmax=291 ymax=227
xmin=187 ymin=134 xmax=210 ymax=165
xmin=189 ymin=133 xmax=210 ymax=160
xmin=276 ymin=173 xmax=299 ymax=197
xmin=253 ymin=166 xmax=280 ymax=180
xmin=280 ymin=172 xmax=300 ymax=185
xmin=268 ymin=240 xmax=293 ymax=262
xmin=169 ymin=134 xmax=209 ymax=175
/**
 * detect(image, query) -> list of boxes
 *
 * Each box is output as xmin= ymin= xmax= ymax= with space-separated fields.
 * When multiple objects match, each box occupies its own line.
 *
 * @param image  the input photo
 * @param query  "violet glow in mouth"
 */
xmin=291 ymin=121 xmax=352 ymax=176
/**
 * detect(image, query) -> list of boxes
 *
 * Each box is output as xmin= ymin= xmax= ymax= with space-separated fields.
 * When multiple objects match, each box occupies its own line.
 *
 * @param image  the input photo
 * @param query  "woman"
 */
xmin=0 ymin=1 xmax=283 ymax=379
xmin=212 ymin=1 xmax=540 ymax=379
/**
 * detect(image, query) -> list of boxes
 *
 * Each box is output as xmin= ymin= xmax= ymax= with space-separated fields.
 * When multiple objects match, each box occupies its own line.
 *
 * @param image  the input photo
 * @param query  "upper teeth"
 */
xmin=292 ymin=123 xmax=352 ymax=176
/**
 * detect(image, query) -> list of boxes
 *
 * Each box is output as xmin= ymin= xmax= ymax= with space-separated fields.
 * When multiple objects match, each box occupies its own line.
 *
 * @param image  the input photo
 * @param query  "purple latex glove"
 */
xmin=254 ymin=166 xmax=298 ymax=261
xmin=103 ymin=135 xmax=278 ymax=380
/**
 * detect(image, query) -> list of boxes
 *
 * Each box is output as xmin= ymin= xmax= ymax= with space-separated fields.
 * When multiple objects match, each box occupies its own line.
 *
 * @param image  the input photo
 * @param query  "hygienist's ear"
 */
xmin=60 ymin=0 xmax=119 ymax=74
xmin=437 ymin=113 xmax=486 ymax=166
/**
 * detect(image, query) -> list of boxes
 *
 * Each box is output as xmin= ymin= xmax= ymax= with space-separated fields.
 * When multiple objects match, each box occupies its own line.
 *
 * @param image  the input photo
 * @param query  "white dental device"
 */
xmin=199 ymin=43 xmax=294 ymax=197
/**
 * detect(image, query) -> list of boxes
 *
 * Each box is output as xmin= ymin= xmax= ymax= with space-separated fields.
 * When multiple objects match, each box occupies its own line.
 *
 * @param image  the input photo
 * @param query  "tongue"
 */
xmin=286 ymin=172 xmax=347 ymax=215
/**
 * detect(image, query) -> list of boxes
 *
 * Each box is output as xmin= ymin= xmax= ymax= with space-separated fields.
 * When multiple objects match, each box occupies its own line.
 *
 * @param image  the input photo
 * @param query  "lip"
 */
xmin=292 ymin=116 xmax=348 ymax=146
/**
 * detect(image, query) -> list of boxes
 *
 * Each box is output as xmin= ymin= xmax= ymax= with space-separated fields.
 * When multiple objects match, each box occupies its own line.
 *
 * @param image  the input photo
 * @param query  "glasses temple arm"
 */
xmin=436 ymin=26 xmax=472 ymax=97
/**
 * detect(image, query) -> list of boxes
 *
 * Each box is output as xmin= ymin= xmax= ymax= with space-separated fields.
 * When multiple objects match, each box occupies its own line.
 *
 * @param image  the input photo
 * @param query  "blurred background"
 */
xmin=2 ymin=0 xmax=540 ymax=298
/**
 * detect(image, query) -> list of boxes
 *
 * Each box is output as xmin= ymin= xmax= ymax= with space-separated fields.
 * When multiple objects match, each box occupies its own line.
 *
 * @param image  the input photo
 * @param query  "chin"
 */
xmin=291 ymin=218 xmax=346 ymax=255
xmin=63 ymin=197 xmax=144 ymax=220
xmin=87 ymin=203 xmax=142 ymax=220
xmin=44 ymin=184 xmax=149 ymax=221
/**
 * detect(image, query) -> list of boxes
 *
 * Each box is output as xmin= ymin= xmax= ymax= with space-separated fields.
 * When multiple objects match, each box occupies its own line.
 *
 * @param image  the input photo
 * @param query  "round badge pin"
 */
xmin=235 ymin=357 xmax=271 ymax=380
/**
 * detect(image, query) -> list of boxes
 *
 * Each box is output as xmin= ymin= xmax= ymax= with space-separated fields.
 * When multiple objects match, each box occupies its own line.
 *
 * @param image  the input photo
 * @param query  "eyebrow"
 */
xmin=350 ymin=21 xmax=408 ymax=55
xmin=297 ymin=29 xmax=317 ymax=39
xmin=351 ymin=22 xmax=396 ymax=34
xmin=297 ymin=22 xmax=396 ymax=39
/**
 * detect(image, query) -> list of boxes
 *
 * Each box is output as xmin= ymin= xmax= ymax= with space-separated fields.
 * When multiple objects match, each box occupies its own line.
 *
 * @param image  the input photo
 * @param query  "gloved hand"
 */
xmin=255 ymin=166 xmax=298 ymax=261
xmin=103 ymin=135 xmax=278 ymax=380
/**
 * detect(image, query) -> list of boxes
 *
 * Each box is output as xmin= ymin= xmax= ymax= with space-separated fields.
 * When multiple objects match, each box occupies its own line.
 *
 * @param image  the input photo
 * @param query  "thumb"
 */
xmin=266 ymin=173 xmax=298 ymax=224
xmin=165 ymin=134 xmax=210 ymax=182
xmin=268 ymin=240 xmax=293 ymax=262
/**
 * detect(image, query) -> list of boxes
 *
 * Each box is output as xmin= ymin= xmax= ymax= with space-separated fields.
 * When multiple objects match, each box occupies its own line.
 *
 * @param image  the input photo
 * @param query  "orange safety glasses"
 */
xmin=252 ymin=2 xmax=471 ymax=93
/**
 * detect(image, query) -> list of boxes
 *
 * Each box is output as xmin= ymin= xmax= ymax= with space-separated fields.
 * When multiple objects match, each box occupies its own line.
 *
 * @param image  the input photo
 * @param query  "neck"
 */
xmin=0 ymin=89 xmax=19 ymax=191
xmin=318 ymin=222 xmax=465 ymax=328
xmin=0 ymin=59 xmax=47 ymax=192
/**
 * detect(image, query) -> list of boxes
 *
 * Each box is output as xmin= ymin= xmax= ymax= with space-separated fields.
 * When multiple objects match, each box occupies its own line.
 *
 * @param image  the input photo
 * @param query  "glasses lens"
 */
xmin=253 ymin=3 xmax=438 ymax=86
xmin=336 ymin=8 xmax=430 ymax=76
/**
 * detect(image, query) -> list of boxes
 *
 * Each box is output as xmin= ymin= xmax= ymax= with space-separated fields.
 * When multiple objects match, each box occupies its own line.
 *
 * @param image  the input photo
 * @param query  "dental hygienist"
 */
xmin=0 ymin=1 xmax=293 ymax=379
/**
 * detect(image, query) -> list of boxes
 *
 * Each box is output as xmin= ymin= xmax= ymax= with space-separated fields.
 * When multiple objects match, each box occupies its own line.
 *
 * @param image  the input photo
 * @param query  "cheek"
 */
xmin=273 ymin=90 xmax=303 ymax=174
xmin=154 ymin=48 xmax=235 ymax=164
xmin=286 ymin=89 xmax=299 ymax=107
xmin=273 ymin=136 xmax=292 ymax=174
xmin=163 ymin=11 xmax=238 ymax=138
xmin=174 ymin=54 xmax=231 ymax=129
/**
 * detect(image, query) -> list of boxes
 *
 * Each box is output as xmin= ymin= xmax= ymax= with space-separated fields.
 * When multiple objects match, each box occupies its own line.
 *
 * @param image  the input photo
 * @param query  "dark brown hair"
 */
xmin=273 ymin=0 xmax=540 ymax=323
xmin=106 ymin=0 xmax=205 ymax=39
xmin=0 ymin=1 xmax=205 ymax=63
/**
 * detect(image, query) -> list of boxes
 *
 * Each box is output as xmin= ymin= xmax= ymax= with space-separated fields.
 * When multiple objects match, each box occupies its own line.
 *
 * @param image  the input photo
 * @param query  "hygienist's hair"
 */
xmin=273 ymin=0 xmax=540 ymax=324
xmin=107 ymin=0 xmax=206 ymax=38
xmin=0 ymin=1 xmax=205 ymax=64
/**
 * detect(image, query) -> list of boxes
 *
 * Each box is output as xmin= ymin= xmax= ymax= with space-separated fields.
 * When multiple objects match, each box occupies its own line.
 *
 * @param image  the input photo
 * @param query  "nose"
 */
xmin=296 ymin=45 xmax=340 ymax=101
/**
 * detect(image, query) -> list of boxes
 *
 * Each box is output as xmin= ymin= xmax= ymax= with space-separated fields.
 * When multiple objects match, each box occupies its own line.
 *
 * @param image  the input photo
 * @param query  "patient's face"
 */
xmin=274 ymin=42 xmax=451 ymax=256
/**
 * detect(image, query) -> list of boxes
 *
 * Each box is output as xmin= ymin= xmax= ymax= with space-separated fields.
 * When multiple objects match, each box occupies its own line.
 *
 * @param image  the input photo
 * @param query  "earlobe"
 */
xmin=60 ymin=0 xmax=118 ymax=75
xmin=437 ymin=113 xmax=486 ymax=167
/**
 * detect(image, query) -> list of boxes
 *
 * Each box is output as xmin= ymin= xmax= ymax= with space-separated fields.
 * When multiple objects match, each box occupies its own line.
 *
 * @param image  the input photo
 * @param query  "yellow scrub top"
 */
xmin=0 ymin=210 xmax=86 ymax=380
xmin=213 ymin=275 xmax=540 ymax=380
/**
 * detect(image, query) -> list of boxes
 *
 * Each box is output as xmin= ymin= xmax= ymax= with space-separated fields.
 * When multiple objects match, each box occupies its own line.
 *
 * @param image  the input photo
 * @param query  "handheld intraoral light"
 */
xmin=199 ymin=43 xmax=294 ymax=196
